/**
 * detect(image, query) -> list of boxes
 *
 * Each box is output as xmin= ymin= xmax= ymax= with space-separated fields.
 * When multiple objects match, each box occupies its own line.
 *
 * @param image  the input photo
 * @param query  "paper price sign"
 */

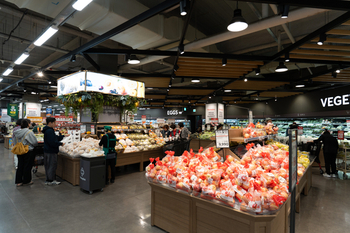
xmin=215 ymin=130 xmax=230 ymax=148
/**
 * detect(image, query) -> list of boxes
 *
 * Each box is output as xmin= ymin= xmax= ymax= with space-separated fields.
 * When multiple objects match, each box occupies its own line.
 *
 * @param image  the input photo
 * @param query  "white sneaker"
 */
xmin=323 ymin=174 xmax=331 ymax=178
xmin=331 ymin=174 xmax=337 ymax=178
xmin=45 ymin=181 xmax=52 ymax=186
xmin=51 ymin=180 xmax=61 ymax=185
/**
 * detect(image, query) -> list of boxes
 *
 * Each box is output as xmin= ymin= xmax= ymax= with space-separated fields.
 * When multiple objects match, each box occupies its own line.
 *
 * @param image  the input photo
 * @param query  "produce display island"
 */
xmin=149 ymin=159 xmax=313 ymax=233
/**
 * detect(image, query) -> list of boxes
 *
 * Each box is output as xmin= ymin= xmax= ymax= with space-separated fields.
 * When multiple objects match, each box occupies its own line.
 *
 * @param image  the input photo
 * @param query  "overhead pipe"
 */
xmin=119 ymin=7 xmax=328 ymax=70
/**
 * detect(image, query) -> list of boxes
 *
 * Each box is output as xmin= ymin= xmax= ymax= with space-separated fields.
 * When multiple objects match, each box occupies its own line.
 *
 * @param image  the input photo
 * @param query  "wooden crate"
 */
xmin=190 ymin=139 xmax=200 ymax=151
xmin=229 ymin=129 xmax=243 ymax=138
xmin=150 ymin=183 xmax=288 ymax=233
xmin=200 ymin=139 xmax=215 ymax=149
xmin=57 ymin=153 xmax=80 ymax=186
xmin=116 ymin=149 xmax=164 ymax=172
xmin=4 ymin=136 xmax=10 ymax=149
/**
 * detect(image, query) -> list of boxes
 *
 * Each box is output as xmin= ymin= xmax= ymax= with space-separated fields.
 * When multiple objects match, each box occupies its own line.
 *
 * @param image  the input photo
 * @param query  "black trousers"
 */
xmin=15 ymin=151 xmax=34 ymax=184
xmin=324 ymin=153 xmax=337 ymax=175
xmin=106 ymin=158 xmax=115 ymax=182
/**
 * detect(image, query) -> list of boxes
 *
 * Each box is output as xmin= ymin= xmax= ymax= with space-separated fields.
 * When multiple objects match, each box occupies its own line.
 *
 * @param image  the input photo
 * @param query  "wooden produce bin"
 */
xmin=57 ymin=153 xmax=80 ymax=186
xmin=199 ymin=139 xmax=214 ymax=149
xmin=116 ymin=148 xmax=164 ymax=172
xmin=150 ymin=183 xmax=287 ymax=233
xmin=189 ymin=139 xmax=200 ymax=152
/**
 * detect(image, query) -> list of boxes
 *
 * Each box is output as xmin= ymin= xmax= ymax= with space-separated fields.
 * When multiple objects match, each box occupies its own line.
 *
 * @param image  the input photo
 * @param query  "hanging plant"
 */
xmin=56 ymin=92 xmax=146 ymax=119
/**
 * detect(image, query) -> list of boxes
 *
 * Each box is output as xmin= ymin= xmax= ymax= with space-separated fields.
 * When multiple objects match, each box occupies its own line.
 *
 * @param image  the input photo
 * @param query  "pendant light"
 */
xmin=275 ymin=62 xmax=288 ymax=72
xmin=191 ymin=78 xmax=200 ymax=83
xmin=128 ymin=55 xmax=140 ymax=64
xmin=227 ymin=2 xmax=248 ymax=32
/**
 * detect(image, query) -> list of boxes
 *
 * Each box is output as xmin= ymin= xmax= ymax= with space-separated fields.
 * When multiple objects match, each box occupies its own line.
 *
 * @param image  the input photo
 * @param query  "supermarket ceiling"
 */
xmin=1 ymin=0 xmax=350 ymax=107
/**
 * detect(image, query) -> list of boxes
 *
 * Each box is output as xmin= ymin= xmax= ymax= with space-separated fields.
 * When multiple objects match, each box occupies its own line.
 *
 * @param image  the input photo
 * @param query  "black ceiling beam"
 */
xmin=235 ymin=0 xmax=350 ymax=11
xmin=82 ymin=54 xmax=100 ymax=71
xmin=0 ymin=0 xmax=181 ymax=93
xmin=84 ymin=49 xmax=350 ymax=66
xmin=43 ymin=70 xmax=75 ymax=75
xmin=270 ymin=11 xmax=350 ymax=62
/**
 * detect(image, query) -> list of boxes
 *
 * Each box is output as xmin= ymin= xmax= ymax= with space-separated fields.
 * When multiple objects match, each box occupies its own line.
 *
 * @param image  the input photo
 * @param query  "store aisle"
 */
xmin=0 ymin=143 xmax=349 ymax=233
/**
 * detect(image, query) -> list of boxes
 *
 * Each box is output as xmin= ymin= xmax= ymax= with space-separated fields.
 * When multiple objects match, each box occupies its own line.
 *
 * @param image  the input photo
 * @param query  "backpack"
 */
xmin=11 ymin=131 xmax=31 ymax=155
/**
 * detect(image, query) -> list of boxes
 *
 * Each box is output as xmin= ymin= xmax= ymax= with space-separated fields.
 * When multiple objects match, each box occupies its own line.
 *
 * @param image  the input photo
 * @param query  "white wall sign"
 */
xmin=218 ymin=103 xmax=224 ymax=124
xmin=167 ymin=110 xmax=179 ymax=116
xmin=320 ymin=94 xmax=350 ymax=107
xmin=205 ymin=103 xmax=218 ymax=123
xmin=25 ymin=102 xmax=42 ymax=117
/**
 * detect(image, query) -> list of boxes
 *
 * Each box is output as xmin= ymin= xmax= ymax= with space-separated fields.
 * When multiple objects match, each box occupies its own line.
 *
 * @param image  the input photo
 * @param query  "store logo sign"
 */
xmin=80 ymin=167 xmax=86 ymax=181
xmin=321 ymin=94 xmax=350 ymax=107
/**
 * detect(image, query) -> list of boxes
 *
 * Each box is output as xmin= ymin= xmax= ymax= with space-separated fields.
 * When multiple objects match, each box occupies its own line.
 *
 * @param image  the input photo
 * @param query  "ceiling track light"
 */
xmin=279 ymin=5 xmax=289 ymax=19
xmin=336 ymin=69 xmax=341 ymax=73
xmin=2 ymin=67 xmax=13 ymax=76
xmin=191 ymin=78 xmax=200 ymax=83
xmin=295 ymin=84 xmax=305 ymax=88
xmin=244 ymin=78 xmax=248 ymax=82
xmin=179 ymin=44 xmax=185 ymax=54
xmin=224 ymin=89 xmax=232 ymax=92
xmin=70 ymin=54 xmax=76 ymax=62
xmin=171 ymin=74 xmax=176 ymax=79
xmin=255 ymin=68 xmax=260 ymax=76
xmin=72 ymin=0 xmax=93 ymax=11
xmin=180 ymin=0 xmax=187 ymax=16
xmin=227 ymin=1 xmax=248 ymax=32
xmin=128 ymin=54 xmax=140 ymax=64
xmin=222 ymin=58 xmax=227 ymax=66
xmin=174 ymin=64 xmax=179 ymax=72
xmin=37 ymin=71 xmax=44 ymax=77
xmin=14 ymin=52 xmax=30 ymax=65
xmin=285 ymin=52 xmax=290 ymax=62
xmin=317 ymin=33 xmax=327 ymax=46
xmin=275 ymin=62 xmax=288 ymax=72
xmin=181 ymin=77 xmax=185 ymax=83
xmin=34 ymin=26 xmax=58 ymax=46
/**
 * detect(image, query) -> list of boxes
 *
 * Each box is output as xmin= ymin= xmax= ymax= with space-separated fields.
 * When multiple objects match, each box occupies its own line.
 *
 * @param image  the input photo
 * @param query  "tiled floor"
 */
xmin=0 ymin=144 xmax=349 ymax=233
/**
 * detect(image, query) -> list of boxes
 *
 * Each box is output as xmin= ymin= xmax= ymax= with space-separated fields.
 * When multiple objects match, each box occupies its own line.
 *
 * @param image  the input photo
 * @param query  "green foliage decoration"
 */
xmin=56 ymin=92 xmax=146 ymax=118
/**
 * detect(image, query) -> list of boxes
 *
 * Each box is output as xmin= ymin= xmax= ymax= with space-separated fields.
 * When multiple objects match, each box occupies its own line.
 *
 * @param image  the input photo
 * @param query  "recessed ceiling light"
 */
xmin=295 ymin=84 xmax=305 ymax=88
xmin=191 ymin=78 xmax=200 ymax=83
xmin=224 ymin=89 xmax=232 ymax=92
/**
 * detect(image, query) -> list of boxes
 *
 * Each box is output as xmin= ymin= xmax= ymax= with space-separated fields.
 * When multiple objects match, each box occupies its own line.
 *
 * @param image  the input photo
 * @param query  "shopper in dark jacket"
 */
xmin=314 ymin=130 xmax=339 ymax=178
xmin=42 ymin=117 xmax=64 ymax=185
xmin=161 ymin=125 xmax=170 ymax=138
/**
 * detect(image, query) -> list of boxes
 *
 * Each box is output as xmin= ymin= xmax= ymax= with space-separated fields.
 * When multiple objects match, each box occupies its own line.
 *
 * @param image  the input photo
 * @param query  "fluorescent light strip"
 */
xmin=14 ymin=52 xmax=30 ymax=65
xmin=2 ymin=67 xmax=13 ymax=76
xmin=34 ymin=26 xmax=58 ymax=46
xmin=72 ymin=0 xmax=93 ymax=11
xmin=0 ymin=78 xmax=3 ymax=82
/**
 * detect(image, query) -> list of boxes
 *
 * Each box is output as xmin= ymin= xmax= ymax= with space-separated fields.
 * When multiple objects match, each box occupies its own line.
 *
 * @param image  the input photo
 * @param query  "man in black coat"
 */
xmin=315 ymin=130 xmax=339 ymax=178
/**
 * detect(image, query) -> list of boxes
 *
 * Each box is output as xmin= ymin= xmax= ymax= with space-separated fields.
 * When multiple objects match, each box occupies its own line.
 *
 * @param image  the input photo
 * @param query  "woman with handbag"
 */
xmin=99 ymin=126 xmax=117 ymax=185
xmin=13 ymin=119 xmax=38 ymax=187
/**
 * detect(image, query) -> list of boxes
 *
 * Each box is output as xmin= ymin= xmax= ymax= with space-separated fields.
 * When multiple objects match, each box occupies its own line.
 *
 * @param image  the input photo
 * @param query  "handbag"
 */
xmin=11 ymin=131 xmax=31 ymax=155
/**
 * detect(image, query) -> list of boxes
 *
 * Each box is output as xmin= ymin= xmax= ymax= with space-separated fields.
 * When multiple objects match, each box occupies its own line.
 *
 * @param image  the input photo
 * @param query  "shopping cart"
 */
xmin=32 ymin=143 xmax=44 ymax=174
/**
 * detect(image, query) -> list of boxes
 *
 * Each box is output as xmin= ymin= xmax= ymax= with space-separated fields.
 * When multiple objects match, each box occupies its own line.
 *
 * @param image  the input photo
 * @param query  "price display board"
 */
xmin=338 ymin=130 xmax=344 ymax=140
xmin=215 ymin=130 xmax=230 ymax=148
xmin=289 ymin=129 xmax=298 ymax=192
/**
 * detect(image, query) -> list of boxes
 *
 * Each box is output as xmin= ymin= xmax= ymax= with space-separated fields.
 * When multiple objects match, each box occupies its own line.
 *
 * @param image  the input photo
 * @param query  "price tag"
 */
xmin=202 ymin=125 xmax=205 ymax=131
xmin=206 ymin=124 xmax=210 ymax=131
xmin=215 ymin=130 xmax=229 ymax=148
xmin=298 ymin=126 xmax=303 ymax=135
xmin=91 ymin=125 xmax=95 ymax=134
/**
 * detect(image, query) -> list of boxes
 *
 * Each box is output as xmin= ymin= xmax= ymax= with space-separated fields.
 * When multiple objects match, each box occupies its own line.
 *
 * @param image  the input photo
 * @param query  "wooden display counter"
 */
xmin=57 ymin=153 xmax=80 ymax=186
xmin=116 ymin=148 xmax=164 ymax=172
xmin=189 ymin=139 xmax=200 ymax=151
xmin=4 ymin=136 xmax=11 ymax=149
xmin=149 ymin=164 xmax=313 ymax=233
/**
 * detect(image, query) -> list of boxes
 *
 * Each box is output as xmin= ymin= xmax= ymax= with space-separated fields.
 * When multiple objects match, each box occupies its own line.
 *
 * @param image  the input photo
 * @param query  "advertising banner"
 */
xmin=7 ymin=103 xmax=18 ymax=120
xmin=46 ymin=108 xmax=52 ymax=117
xmin=57 ymin=71 xmax=145 ymax=98
xmin=25 ymin=103 xmax=42 ymax=117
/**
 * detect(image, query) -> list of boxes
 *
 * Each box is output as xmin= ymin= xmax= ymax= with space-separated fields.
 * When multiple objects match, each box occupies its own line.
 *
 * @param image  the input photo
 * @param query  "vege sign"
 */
xmin=321 ymin=94 xmax=350 ymax=107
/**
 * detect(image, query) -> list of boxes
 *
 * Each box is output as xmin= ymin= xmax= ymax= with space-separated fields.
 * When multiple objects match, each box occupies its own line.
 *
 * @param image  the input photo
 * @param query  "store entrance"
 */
xmin=187 ymin=115 xmax=202 ymax=133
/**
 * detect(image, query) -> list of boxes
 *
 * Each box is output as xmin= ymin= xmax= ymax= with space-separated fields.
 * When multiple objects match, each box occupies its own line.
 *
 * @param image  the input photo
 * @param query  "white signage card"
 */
xmin=167 ymin=119 xmax=175 ymax=124
xmin=157 ymin=118 xmax=165 ymax=124
xmin=202 ymin=125 xmax=205 ymax=131
xmin=80 ymin=125 xmax=86 ymax=134
xmin=205 ymin=103 xmax=217 ymax=124
xmin=248 ymin=110 xmax=253 ymax=123
xmin=215 ymin=130 xmax=230 ymax=148
xmin=167 ymin=110 xmax=179 ymax=116
xmin=25 ymin=103 xmax=42 ymax=117
xmin=218 ymin=103 xmax=224 ymax=124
